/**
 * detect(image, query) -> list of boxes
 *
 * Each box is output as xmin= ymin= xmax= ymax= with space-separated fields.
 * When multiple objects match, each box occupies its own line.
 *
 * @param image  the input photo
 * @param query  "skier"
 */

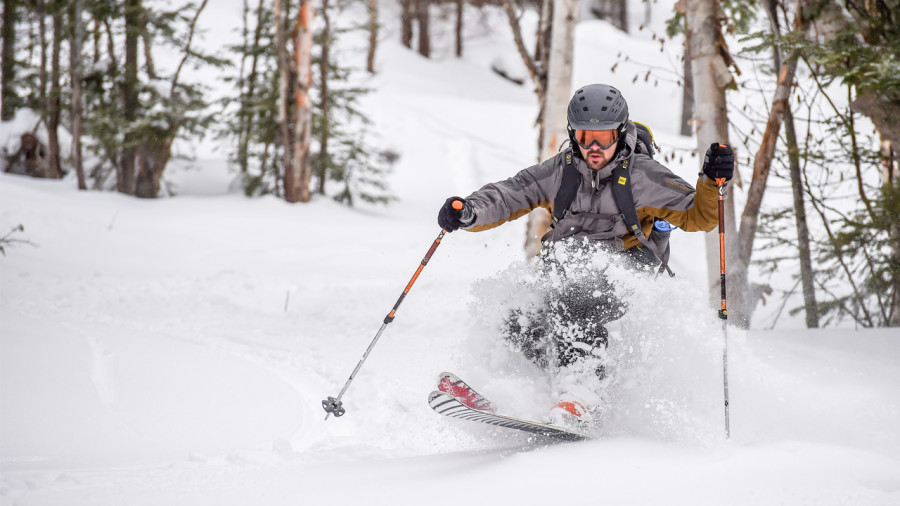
xmin=437 ymin=83 xmax=734 ymax=425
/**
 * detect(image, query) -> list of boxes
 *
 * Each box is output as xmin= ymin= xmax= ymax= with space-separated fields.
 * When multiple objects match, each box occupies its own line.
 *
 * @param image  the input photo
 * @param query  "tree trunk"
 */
xmin=9 ymin=133 xmax=48 ymax=177
xmin=616 ymin=0 xmax=628 ymax=32
xmin=851 ymin=92 xmax=900 ymax=163
xmin=134 ymin=139 xmax=172 ymax=198
xmin=236 ymin=0 xmax=250 ymax=174
xmin=784 ymin=105 xmax=818 ymax=327
xmin=590 ymin=0 xmax=628 ymax=32
xmin=71 ymin=0 xmax=87 ymax=190
xmin=684 ymin=0 xmax=744 ymax=324
xmin=92 ymin=17 xmax=100 ymax=64
xmin=540 ymin=0 xmax=577 ymax=169
xmin=238 ymin=0 xmax=267 ymax=175
xmin=504 ymin=0 xmax=545 ymax=100
xmin=120 ymin=0 xmax=141 ymax=195
xmin=45 ymin=3 xmax=62 ymax=179
xmin=883 ymin=140 xmax=900 ymax=326
xmin=37 ymin=0 xmax=47 ymax=112
xmin=142 ymin=32 xmax=156 ymax=80
xmin=535 ymin=0 xmax=552 ymax=65
xmin=764 ymin=0 xmax=816 ymax=327
xmin=285 ymin=0 xmax=313 ymax=203
xmin=734 ymin=0 xmax=807 ymax=327
xmin=416 ymin=0 xmax=430 ymax=58
xmin=401 ymin=0 xmax=414 ymax=49
xmin=524 ymin=0 xmax=578 ymax=258
xmin=132 ymin=0 xmax=207 ymax=198
xmin=1 ymin=0 xmax=17 ymax=121
xmin=316 ymin=0 xmax=331 ymax=195
xmin=275 ymin=0 xmax=294 ymax=199
xmin=367 ymin=0 xmax=379 ymax=71
xmin=680 ymin=45 xmax=694 ymax=136
xmin=455 ymin=0 xmax=463 ymax=57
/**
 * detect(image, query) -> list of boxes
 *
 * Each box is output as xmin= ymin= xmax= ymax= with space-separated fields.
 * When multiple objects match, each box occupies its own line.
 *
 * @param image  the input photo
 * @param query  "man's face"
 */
xmin=573 ymin=128 xmax=619 ymax=170
xmin=579 ymin=143 xmax=617 ymax=170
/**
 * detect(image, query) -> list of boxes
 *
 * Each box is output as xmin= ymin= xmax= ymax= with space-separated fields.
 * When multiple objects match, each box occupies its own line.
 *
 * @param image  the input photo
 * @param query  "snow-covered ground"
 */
xmin=2 ymin=2 xmax=899 ymax=504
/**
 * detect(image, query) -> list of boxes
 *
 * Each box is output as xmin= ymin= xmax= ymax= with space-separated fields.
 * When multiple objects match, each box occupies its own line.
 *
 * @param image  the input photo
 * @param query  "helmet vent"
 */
xmin=566 ymin=84 xmax=628 ymax=131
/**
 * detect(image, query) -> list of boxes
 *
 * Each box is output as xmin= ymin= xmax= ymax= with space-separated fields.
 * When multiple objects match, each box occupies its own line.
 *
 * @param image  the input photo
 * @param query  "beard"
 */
xmin=582 ymin=146 xmax=614 ymax=170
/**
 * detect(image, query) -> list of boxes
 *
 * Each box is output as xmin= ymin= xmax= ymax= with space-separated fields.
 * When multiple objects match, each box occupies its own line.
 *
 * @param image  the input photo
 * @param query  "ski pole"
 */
xmin=322 ymin=200 xmax=463 ymax=420
xmin=716 ymin=176 xmax=731 ymax=439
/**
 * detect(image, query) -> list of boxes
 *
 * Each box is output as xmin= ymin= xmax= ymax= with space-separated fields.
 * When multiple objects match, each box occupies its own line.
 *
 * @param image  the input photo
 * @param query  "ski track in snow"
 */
xmin=66 ymin=325 xmax=118 ymax=407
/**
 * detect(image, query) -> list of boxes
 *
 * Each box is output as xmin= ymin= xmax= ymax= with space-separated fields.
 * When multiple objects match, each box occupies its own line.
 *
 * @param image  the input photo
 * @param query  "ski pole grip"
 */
xmin=451 ymin=200 xmax=464 ymax=210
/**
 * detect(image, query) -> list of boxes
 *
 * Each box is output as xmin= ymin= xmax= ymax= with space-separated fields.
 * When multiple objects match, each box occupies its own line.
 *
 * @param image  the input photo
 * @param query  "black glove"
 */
xmin=702 ymin=143 xmax=735 ymax=181
xmin=437 ymin=197 xmax=475 ymax=232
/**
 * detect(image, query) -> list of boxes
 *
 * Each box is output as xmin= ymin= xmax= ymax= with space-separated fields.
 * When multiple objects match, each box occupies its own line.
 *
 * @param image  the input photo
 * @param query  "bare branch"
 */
xmin=170 ymin=0 xmax=210 ymax=96
xmin=502 ymin=0 xmax=544 ymax=97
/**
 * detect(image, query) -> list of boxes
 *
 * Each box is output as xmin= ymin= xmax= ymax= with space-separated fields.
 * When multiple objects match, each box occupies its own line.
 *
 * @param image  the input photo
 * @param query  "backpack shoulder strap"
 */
xmin=611 ymin=155 xmax=674 ymax=277
xmin=552 ymin=149 xmax=580 ymax=227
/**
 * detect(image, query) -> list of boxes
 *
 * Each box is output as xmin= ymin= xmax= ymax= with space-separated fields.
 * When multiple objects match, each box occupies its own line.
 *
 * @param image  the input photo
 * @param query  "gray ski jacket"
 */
xmin=462 ymin=121 xmax=720 ymax=251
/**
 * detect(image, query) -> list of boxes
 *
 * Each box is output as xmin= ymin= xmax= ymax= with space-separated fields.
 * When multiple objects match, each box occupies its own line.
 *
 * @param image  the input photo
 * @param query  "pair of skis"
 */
xmin=428 ymin=372 xmax=591 ymax=442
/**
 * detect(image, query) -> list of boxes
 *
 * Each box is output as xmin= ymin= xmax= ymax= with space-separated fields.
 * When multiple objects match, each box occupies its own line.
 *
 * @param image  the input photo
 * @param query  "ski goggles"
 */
xmin=573 ymin=128 xmax=619 ymax=150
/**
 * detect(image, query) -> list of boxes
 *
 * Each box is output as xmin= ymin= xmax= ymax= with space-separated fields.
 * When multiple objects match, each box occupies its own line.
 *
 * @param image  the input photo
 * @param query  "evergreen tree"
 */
xmin=312 ymin=0 xmax=393 ymax=206
xmin=221 ymin=0 xmax=394 ymax=205
xmin=3 ymin=0 xmax=225 ymax=194
xmin=220 ymin=0 xmax=282 ymax=196
xmin=755 ymin=81 xmax=898 ymax=327
xmin=738 ymin=0 xmax=899 ymax=327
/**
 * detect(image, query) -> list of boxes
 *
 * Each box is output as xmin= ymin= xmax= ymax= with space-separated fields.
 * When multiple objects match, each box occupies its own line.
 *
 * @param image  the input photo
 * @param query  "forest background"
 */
xmin=1 ymin=0 xmax=898 ymax=329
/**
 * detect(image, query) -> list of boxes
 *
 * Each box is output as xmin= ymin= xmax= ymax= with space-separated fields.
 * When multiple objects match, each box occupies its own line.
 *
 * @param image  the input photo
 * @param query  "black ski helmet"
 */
xmin=567 ymin=84 xmax=629 ymax=147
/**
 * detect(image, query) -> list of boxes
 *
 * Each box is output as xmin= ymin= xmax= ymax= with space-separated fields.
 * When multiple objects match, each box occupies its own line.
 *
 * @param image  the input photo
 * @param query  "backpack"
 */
xmin=552 ymin=122 xmax=675 ymax=277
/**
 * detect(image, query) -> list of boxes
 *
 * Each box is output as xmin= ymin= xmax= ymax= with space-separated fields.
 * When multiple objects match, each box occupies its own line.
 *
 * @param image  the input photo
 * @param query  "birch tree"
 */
xmin=683 ymin=0 xmax=744 ymax=323
xmin=525 ymin=0 xmax=578 ymax=257
xmin=503 ymin=0 xmax=577 ymax=256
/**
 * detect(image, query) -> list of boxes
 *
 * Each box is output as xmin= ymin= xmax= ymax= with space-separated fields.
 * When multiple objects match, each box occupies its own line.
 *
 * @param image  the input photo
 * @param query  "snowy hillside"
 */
xmin=2 ymin=1 xmax=899 ymax=505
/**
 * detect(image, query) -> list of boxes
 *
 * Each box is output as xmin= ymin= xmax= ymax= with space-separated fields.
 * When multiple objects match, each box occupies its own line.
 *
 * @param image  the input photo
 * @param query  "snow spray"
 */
xmin=467 ymin=240 xmax=726 ymax=443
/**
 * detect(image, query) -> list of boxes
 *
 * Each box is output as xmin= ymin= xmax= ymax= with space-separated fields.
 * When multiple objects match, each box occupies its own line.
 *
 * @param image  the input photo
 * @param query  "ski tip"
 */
xmin=428 ymin=390 xmax=448 ymax=404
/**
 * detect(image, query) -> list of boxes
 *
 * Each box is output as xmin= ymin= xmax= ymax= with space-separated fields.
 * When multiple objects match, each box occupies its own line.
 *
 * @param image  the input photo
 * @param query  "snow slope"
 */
xmin=2 ymin=3 xmax=899 ymax=505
